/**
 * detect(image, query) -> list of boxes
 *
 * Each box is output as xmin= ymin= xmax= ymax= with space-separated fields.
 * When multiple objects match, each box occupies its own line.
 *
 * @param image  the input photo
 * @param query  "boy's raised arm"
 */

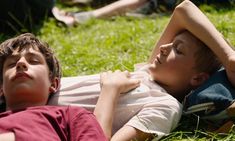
xmin=175 ymin=0 xmax=235 ymax=87
xmin=148 ymin=1 xmax=186 ymax=63
xmin=149 ymin=0 xmax=235 ymax=87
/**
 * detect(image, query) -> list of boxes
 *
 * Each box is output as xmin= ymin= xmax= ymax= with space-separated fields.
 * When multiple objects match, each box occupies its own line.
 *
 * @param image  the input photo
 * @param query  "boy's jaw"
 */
xmin=147 ymin=62 xmax=161 ymax=83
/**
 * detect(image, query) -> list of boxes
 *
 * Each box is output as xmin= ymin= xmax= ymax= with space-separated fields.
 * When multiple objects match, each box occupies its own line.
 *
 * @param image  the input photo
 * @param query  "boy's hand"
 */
xmin=226 ymin=54 xmax=235 ymax=87
xmin=100 ymin=70 xmax=140 ymax=94
xmin=96 ymin=70 xmax=140 ymax=137
xmin=228 ymin=54 xmax=235 ymax=72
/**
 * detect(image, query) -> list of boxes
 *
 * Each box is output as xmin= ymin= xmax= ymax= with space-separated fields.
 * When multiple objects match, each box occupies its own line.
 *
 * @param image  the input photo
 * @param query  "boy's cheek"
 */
xmin=3 ymin=70 xmax=14 ymax=82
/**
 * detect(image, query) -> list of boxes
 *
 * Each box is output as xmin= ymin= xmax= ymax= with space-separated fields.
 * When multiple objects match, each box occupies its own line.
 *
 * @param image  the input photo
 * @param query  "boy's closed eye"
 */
xmin=5 ymin=52 xmax=43 ymax=68
xmin=28 ymin=57 xmax=41 ymax=65
xmin=4 ymin=57 xmax=18 ymax=68
xmin=24 ymin=52 xmax=43 ymax=65
xmin=173 ymin=41 xmax=184 ymax=55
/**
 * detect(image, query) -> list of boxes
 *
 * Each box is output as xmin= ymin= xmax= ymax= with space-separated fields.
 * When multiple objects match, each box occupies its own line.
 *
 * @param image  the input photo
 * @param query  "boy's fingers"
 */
xmin=124 ymin=70 xmax=129 ymax=73
xmin=123 ymin=79 xmax=140 ymax=92
xmin=124 ymin=70 xmax=130 ymax=77
xmin=100 ymin=72 xmax=107 ymax=78
xmin=130 ymin=79 xmax=140 ymax=87
xmin=100 ymin=71 xmax=112 ymax=77
xmin=133 ymin=79 xmax=141 ymax=84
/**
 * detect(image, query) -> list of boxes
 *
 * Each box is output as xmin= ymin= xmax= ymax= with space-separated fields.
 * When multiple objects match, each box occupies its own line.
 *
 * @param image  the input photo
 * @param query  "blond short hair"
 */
xmin=187 ymin=31 xmax=222 ymax=75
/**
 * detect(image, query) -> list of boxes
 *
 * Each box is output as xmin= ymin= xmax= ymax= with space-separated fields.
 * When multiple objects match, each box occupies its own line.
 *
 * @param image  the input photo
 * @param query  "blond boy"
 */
xmin=48 ymin=1 xmax=235 ymax=140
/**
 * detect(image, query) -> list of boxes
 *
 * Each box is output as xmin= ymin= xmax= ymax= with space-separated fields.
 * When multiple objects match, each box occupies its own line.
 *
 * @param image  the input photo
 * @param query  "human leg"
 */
xmin=52 ymin=0 xmax=148 ymax=25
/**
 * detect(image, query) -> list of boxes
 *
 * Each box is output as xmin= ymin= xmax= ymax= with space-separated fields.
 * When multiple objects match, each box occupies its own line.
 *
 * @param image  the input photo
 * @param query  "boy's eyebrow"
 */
xmin=174 ymin=37 xmax=184 ymax=43
xmin=6 ymin=54 xmax=20 ymax=60
xmin=23 ymin=52 xmax=43 ymax=57
xmin=173 ymin=39 xmax=189 ymax=51
xmin=173 ymin=38 xmax=184 ymax=46
xmin=7 ymin=51 xmax=44 ymax=60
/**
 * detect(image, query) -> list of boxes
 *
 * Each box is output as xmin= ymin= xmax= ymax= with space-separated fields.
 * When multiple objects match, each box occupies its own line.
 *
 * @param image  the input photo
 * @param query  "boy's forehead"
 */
xmin=175 ymin=31 xmax=197 ymax=43
xmin=12 ymin=45 xmax=40 ymax=54
xmin=174 ymin=31 xmax=201 ymax=50
xmin=6 ymin=45 xmax=44 ymax=61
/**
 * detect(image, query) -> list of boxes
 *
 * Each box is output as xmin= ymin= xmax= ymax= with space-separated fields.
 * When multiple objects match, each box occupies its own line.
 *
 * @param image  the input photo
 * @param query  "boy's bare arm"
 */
xmin=94 ymin=71 xmax=140 ymax=140
xmin=175 ymin=0 xmax=235 ymax=87
xmin=111 ymin=126 xmax=152 ymax=141
xmin=149 ymin=0 xmax=235 ymax=86
xmin=0 ymin=132 xmax=15 ymax=141
xmin=148 ymin=1 xmax=186 ymax=63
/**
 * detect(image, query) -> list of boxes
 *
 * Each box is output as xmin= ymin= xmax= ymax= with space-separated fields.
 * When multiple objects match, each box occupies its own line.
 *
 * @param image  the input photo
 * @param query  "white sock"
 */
xmin=73 ymin=11 xmax=94 ymax=23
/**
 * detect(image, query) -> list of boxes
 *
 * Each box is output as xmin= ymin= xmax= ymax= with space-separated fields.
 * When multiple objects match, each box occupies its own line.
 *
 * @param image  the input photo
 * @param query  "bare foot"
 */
xmin=61 ymin=0 xmax=92 ymax=5
xmin=52 ymin=7 xmax=75 ymax=27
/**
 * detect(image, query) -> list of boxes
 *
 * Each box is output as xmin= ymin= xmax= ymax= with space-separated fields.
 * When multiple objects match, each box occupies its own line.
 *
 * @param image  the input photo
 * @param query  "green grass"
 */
xmin=1 ymin=3 xmax=235 ymax=141
xmin=39 ymin=16 xmax=167 ymax=76
xmin=38 ymin=5 xmax=235 ymax=77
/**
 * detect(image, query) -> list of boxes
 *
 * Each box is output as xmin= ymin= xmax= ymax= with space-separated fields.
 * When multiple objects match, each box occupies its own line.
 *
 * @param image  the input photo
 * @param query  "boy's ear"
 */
xmin=190 ymin=72 xmax=209 ymax=88
xmin=49 ymin=77 xmax=60 ymax=94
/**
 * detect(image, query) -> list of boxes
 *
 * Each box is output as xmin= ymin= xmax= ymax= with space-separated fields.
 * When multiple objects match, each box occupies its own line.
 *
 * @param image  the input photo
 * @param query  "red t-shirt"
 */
xmin=0 ymin=106 xmax=107 ymax=141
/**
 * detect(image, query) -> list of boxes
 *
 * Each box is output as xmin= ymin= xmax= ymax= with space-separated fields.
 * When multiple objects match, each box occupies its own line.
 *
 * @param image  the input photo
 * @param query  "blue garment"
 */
xmin=134 ymin=0 xmax=177 ymax=15
xmin=183 ymin=68 xmax=235 ymax=120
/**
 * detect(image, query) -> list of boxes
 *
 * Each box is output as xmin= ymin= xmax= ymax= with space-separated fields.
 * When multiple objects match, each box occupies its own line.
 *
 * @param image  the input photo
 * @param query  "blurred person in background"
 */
xmin=53 ymin=0 xmax=177 ymax=26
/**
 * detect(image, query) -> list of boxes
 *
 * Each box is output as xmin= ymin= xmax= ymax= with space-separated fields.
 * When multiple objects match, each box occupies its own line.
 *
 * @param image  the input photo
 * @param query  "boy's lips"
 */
xmin=156 ymin=56 xmax=162 ymax=64
xmin=12 ymin=72 xmax=32 ymax=81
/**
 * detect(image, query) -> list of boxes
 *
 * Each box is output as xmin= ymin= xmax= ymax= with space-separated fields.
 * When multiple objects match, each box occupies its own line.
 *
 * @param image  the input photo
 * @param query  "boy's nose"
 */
xmin=159 ymin=43 xmax=172 ymax=56
xmin=16 ymin=58 xmax=28 ymax=71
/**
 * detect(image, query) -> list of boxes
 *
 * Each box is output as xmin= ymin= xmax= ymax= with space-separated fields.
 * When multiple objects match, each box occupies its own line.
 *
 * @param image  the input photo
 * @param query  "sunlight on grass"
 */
xmin=39 ymin=8 xmax=235 ymax=78
xmin=39 ymin=15 xmax=169 ymax=76
xmin=38 ymin=8 xmax=235 ymax=140
xmin=0 ymin=4 xmax=235 ymax=140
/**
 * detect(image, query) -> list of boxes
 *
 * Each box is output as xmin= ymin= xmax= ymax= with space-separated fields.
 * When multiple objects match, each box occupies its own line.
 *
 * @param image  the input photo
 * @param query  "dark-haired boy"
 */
xmin=0 ymin=33 xmax=107 ymax=141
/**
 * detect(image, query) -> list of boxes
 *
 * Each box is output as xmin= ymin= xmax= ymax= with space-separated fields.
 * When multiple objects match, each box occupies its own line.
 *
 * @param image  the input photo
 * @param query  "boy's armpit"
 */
xmin=0 ymin=132 xmax=15 ymax=141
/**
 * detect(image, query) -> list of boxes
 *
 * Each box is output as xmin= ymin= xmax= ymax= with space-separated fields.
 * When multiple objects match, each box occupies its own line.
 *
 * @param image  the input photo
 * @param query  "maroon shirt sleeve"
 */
xmin=68 ymin=106 xmax=107 ymax=141
xmin=0 ymin=106 xmax=107 ymax=141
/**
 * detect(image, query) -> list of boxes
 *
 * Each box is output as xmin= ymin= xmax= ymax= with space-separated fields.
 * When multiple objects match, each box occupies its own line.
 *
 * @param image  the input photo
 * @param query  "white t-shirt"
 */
xmin=48 ymin=67 xmax=182 ymax=140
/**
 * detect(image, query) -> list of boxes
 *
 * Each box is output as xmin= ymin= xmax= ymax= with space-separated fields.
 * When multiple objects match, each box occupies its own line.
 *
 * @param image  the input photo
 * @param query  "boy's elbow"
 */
xmin=172 ymin=0 xmax=197 ymax=23
xmin=174 ymin=0 xmax=194 ymax=13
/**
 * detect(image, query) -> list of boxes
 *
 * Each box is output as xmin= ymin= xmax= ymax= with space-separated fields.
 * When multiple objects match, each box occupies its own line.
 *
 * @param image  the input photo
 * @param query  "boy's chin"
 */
xmin=147 ymin=69 xmax=158 ymax=81
xmin=147 ymin=63 xmax=155 ymax=71
xmin=10 ymin=85 xmax=35 ymax=95
xmin=148 ymin=63 xmax=158 ymax=75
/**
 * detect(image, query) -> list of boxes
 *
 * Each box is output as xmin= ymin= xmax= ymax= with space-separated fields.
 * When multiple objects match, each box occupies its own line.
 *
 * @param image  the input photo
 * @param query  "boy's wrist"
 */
xmin=100 ymin=86 xmax=121 ymax=100
xmin=227 ymin=54 xmax=235 ymax=72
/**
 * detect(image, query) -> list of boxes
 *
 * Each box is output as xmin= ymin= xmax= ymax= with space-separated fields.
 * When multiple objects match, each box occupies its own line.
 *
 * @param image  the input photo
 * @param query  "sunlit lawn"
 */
xmin=1 ymin=3 xmax=235 ymax=140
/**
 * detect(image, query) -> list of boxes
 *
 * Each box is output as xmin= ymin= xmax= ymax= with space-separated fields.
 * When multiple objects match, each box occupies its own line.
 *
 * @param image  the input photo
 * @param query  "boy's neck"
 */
xmin=6 ymin=102 xmax=46 ymax=111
